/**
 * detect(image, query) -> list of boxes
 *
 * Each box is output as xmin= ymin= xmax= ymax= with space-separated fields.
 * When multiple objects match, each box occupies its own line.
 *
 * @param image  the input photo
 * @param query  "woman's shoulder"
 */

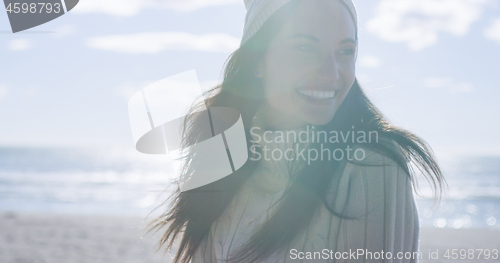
xmin=348 ymin=137 xmax=407 ymax=167
xmin=344 ymin=137 xmax=410 ymax=183
xmin=325 ymin=138 xmax=414 ymax=216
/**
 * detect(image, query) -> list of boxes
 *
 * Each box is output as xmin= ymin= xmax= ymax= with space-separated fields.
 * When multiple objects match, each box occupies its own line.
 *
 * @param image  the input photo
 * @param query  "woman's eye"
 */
xmin=294 ymin=44 xmax=316 ymax=52
xmin=339 ymin=48 xmax=356 ymax=56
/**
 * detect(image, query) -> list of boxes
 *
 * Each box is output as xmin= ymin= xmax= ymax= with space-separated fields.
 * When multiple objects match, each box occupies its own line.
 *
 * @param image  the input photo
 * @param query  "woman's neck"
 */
xmin=249 ymin=106 xmax=312 ymax=193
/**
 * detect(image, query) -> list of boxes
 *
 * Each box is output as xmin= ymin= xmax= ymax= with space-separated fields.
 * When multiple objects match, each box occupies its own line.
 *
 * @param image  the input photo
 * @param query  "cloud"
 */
xmin=0 ymin=85 xmax=8 ymax=100
xmin=7 ymin=39 xmax=32 ymax=51
xmin=484 ymin=18 xmax=500 ymax=44
xmin=358 ymin=55 xmax=381 ymax=68
xmin=424 ymin=77 xmax=453 ymax=88
xmin=86 ymin=32 xmax=240 ymax=54
xmin=367 ymin=0 xmax=489 ymax=50
xmin=424 ymin=77 xmax=474 ymax=93
xmin=74 ymin=0 xmax=240 ymax=16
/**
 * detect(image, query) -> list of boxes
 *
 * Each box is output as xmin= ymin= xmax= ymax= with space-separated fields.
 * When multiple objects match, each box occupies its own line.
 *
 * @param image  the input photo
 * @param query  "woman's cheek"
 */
xmin=265 ymin=84 xmax=295 ymax=114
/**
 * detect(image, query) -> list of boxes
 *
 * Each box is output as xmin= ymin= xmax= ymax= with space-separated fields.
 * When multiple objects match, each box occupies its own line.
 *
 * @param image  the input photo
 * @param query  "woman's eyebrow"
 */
xmin=339 ymin=38 xmax=356 ymax=45
xmin=287 ymin=34 xmax=320 ymax=42
xmin=287 ymin=34 xmax=356 ymax=45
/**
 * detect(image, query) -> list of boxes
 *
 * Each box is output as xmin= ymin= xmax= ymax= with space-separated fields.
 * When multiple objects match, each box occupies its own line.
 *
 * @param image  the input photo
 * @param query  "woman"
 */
xmin=150 ymin=0 xmax=445 ymax=262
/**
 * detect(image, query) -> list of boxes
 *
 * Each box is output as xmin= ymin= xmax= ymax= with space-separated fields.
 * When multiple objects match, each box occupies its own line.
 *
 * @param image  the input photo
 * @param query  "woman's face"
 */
xmin=257 ymin=0 xmax=357 ymax=129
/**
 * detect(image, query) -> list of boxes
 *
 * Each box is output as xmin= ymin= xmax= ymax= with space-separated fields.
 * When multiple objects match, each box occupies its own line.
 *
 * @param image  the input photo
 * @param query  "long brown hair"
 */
xmin=148 ymin=1 xmax=445 ymax=262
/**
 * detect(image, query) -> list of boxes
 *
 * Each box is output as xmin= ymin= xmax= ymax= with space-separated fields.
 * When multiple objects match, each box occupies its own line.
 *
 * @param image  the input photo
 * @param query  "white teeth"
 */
xmin=297 ymin=89 xmax=336 ymax=99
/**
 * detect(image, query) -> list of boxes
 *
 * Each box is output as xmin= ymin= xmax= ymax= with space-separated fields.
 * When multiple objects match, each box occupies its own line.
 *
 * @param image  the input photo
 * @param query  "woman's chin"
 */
xmin=293 ymin=99 xmax=339 ymax=126
xmin=300 ymin=114 xmax=335 ymax=126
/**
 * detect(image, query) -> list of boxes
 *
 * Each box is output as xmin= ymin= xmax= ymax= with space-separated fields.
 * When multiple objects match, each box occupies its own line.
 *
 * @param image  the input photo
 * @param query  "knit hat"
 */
xmin=241 ymin=0 xmax=358 ymax=46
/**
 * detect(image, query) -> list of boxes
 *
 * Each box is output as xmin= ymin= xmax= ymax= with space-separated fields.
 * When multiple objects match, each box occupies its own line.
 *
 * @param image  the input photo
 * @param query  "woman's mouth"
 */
xmin=296 ymin=89 xmax=336 ymax=99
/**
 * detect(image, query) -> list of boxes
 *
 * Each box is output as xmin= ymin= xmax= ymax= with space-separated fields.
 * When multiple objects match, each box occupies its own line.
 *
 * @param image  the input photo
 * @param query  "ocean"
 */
xmin=0 ymin=147 xmax=499 ymax=229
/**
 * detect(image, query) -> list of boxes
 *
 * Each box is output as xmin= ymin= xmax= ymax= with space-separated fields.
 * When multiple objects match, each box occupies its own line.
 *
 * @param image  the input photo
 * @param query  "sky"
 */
xmin=1 ymin=0 xmax=499 ymax=158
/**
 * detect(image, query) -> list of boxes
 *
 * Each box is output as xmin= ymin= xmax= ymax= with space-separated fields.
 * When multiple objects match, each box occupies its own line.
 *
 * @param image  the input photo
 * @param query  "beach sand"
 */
xmin=0 ymin=212 xmax=175 ymax=263
xmin=1 ymin=212 xmax=499 ymax=263
xmin=419 ymin=228 xmax=500 ymax=263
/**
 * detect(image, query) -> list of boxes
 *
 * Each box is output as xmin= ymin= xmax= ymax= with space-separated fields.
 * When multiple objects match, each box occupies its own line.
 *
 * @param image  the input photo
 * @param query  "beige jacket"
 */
xmin=191 ymin=113 xmax=420 ymax=262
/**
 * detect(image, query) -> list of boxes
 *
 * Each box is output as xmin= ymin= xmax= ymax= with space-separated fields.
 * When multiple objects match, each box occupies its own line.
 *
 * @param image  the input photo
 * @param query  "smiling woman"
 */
xmin=256 ymin=0 xmax=356 ymax=128
xmin=149 ymin=0 xmax=445 ymax=262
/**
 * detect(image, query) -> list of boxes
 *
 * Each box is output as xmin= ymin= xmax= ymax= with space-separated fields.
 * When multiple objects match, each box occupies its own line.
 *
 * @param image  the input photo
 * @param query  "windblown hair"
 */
xmin=148 ymin=1 xmax=446 ymax=262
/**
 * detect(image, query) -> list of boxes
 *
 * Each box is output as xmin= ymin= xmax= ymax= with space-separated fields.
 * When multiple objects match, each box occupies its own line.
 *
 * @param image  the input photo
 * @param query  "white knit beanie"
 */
xmin=241 ymin=0 xmax=358 ymax=46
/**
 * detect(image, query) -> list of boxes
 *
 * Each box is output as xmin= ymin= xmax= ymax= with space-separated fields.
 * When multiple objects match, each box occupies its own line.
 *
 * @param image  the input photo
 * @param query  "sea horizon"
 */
xmin=0 ymin=146 xmax=499 ymax=230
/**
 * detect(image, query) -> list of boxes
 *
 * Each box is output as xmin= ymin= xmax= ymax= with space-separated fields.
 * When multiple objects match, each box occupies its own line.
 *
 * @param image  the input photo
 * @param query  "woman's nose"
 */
xmin=316 ymin=52 xmax=340 ymax=83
